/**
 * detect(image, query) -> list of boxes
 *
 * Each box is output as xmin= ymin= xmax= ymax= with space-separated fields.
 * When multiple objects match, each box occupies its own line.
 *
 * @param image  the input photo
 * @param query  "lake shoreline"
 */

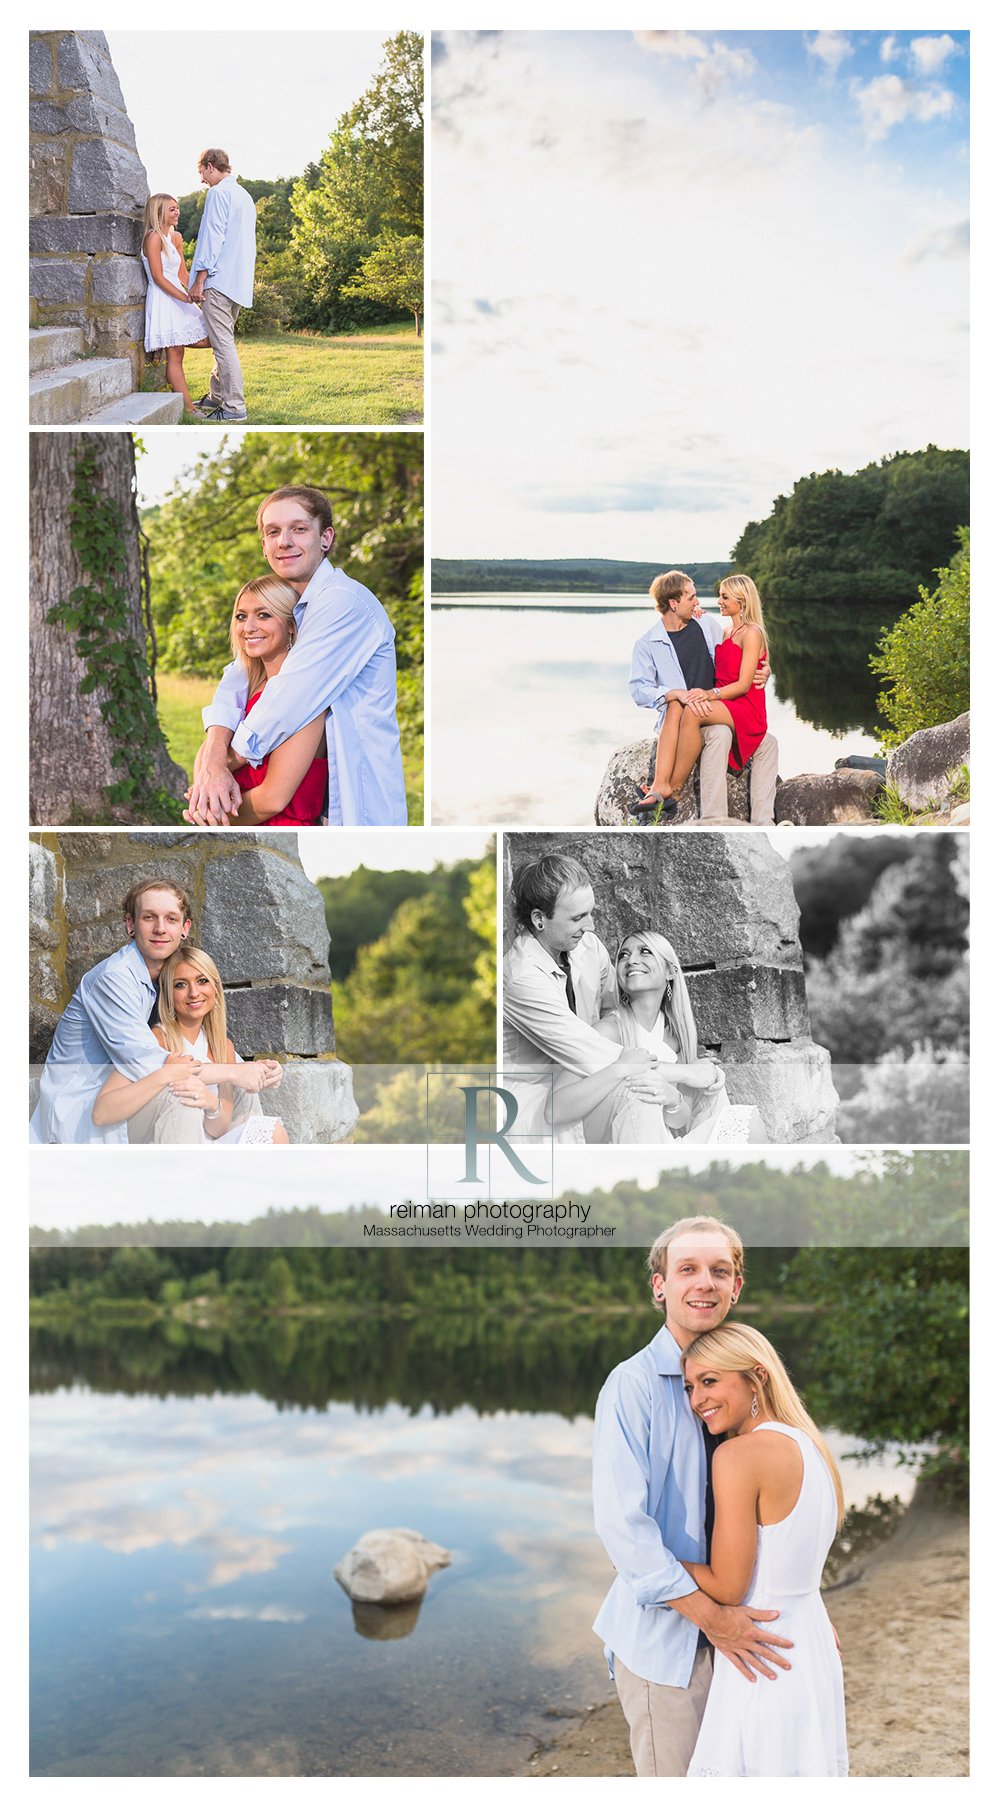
xmin=521 ymin=1479 xmax=969 ymax=1779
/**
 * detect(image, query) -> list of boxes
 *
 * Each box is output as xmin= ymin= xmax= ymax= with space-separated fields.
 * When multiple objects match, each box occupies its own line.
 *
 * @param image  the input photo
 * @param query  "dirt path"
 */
xmin=523 ymin=1486 xmax=969 ymax=1778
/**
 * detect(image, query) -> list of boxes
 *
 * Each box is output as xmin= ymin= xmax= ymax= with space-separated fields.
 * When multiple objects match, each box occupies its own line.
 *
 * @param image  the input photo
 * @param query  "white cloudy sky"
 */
xmin=431 ymin=28 xmax=969 ymax=561
xmin=107 ymin=32 xmax=389 ymax=197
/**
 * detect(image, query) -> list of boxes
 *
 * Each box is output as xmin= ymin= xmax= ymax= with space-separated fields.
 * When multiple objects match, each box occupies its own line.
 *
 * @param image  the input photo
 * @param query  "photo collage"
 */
xmin=27 ymin=25 xmax=971 ymax=1786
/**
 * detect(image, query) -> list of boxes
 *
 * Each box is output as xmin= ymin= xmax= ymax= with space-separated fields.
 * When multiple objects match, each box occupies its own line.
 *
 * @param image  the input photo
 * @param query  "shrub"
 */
xmin=871 ymin=528 xmax=970 ymax=747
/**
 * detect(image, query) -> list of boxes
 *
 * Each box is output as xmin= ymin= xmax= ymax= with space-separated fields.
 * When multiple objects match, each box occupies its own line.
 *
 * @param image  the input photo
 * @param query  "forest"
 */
xmin=431 ymin=558 xmax=731 ymax=594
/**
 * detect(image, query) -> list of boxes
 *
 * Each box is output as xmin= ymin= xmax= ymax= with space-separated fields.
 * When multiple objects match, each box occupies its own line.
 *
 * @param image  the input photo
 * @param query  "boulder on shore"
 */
xmin=595 ymin=739 xmax=754 ymax=826
xmin=774 ymin=769 xmax=884 ymax=825
xmin=886 ymin=712 xmax=970 ymax=810
xmin=334 ymin=1528 xmax=451 ymax=1606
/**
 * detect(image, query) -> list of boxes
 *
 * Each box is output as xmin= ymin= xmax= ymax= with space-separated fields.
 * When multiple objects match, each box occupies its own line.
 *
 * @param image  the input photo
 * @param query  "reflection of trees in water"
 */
xmin=29 ymin=1307 xmax=825 ymax=1421
xmin=768 ymin=599 xmax=900 ymax=736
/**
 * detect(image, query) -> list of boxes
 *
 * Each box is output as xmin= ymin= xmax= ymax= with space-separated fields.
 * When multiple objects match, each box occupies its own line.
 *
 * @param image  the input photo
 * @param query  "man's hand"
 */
xmin=684 ymin=689 xmax=715 ymax=718
xmin=663 ymin=688 xmax=691 ymax=705
xmin=185 ymin=764 xmax=242 ymax=826
xmin=189 ymin=275 xmax=206 ymax=302
xmin=235 ymin=1060 xmax=282 ymax=1095
xmin=628 ymin=1065 xmax=683 ymax=1108
xmin=703 ymin=1602 xmax=793 ymax=1682
xmin=753 ymin=659 xmax=771 ymax=689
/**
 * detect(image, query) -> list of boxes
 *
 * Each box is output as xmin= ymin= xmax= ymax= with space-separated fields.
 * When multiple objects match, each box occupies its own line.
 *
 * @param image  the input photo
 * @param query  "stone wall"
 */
xmin=29 ymin=832 xmax=358 ymax=1145
xmin=29 ymin=31 xmax=148 ymax=382
xmin=503 ymin=833 xmax=839 ymax=1142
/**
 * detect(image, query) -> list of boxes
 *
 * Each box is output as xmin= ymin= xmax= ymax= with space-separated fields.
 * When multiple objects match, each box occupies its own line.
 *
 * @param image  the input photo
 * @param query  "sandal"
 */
xmin=632 ymin=789 xmax=678 ymax=819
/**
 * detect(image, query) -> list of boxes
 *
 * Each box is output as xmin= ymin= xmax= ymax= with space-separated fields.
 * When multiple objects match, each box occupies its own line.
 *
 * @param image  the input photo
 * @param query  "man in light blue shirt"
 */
xmin=189 ymin=147 xmax=257 ymax=422
xmin=593 ymin=1215 xmax=790 ymax=1775
xmin=186 ymin=484 xmax=407 ymax=828
xmin=30 ymin=879 xmax=197 ymax=1144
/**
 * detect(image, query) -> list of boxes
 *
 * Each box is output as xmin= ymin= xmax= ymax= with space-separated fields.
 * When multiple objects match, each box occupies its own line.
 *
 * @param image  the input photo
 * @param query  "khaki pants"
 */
xmin=127 ymin=1085 xmax=260 ymax=1145
xmin=697 ymin=724 xmax=779 ymax=824
xmin=614 ymin=1647 xmax=713 ymax=1777
xmin=200 ymin=287 xmax=245 ymax=416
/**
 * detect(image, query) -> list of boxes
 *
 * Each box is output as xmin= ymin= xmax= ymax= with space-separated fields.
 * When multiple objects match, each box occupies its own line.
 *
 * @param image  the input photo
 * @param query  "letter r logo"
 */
xmin=460 ymin=1085 xmax=544 ymax=1185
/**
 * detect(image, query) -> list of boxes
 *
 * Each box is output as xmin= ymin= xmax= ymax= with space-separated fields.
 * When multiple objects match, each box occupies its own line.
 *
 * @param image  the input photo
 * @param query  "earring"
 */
xmin=750 ymin=1391 xmax=759 ymax=1419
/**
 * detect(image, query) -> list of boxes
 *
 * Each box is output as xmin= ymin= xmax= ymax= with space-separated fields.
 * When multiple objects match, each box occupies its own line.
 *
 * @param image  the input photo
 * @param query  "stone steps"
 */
xmin=28 ymin=330 xmax=184 ymax=426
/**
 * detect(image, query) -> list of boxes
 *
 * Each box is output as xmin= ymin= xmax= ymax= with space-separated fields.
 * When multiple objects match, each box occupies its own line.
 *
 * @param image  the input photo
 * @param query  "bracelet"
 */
xmin=203 ymin=1103 xmax=222 ymax=1121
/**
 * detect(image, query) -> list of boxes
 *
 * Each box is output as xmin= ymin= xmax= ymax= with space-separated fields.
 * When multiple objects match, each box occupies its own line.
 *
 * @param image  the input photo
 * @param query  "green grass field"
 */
xmin=155 ymin=324 xmax=422 ymax=426
xmin=157 ymin=672 xmax=424 ymax=823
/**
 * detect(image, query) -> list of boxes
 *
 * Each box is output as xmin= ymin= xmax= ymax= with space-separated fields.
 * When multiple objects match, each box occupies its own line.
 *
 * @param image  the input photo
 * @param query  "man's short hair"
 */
xmin=255 ymin=485 xmax=335 ymax=546
xmin=511 ymin=854 xmax=592 ymax=931
xmin=649 ymin=570 xmax=692 ymax=615
xmin=198 ymin=147 xmax=231 ymax=174
xmin=647 ymin=1214 xmax=745 ymax=1281
xmin=122 ymin=878 xmax=194 ymax=926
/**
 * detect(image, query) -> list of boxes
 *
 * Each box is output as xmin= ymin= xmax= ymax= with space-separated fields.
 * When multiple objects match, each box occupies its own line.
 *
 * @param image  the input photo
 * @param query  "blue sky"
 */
xmin=431 ymin=29 xmax=969 ymax=560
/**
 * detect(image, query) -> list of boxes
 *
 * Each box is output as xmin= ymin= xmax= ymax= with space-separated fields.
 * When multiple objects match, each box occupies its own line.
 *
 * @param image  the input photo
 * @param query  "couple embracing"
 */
xmin=594 ymin=1214 xmax=848 ymax=1777
xmin=502 ymin=854 xmax=767 ymax=1144
xmin=629 ymin=570 xmax=777 ymax=824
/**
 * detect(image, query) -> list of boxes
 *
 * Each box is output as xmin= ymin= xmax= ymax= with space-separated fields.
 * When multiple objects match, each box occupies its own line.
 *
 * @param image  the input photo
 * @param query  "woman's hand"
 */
xmin=233 ymin=1060 xmax=282 ymax=1094
xmin=684 ymin=1061 xmax=726 ymax=1091
xmin=167 ymin=1074 xmax=217 ymax=1112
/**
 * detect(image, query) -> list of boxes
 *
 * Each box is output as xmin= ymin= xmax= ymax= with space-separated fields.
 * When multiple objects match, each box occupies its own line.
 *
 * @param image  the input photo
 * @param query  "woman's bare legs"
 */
xmin=640 ymin=699 xmax=685 ymax=802
xmin=164 ymin=345 xmax=195 ymax=411
xmin=272 ymin=1122 xmax=290 ymax=1145
xmin=664 ymin=700 xmax=738 ymax=796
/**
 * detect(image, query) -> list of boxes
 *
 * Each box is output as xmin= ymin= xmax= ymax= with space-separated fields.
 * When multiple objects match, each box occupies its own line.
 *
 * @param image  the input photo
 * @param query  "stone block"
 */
xmin=91 ymin=311 xmax=146 ymax=361
xmin=30 ymin=214 xmax=144 ymax=255
xmin=204 ymin=850 xmax=332 ymax=985
xmin=271 ymin=1060 xmax=359 ymax=1145
xmin=775 ymin=770 xmax=883 ymax=825
xmin=30 ymin=1004 xmax=62 ymax=1069
xmin=714 ymin=1039 xmax=840 ymax=1143
xmin=30 ymin=35 xmax=53 ymax=96
xmin=595 ymin=737 xmax=775 ymax=828
xmin=886 ymin=713 xmax=971 ymax=812
xmin=225 ymin=985 xmax=335 ymax=1056
xmin=30 ymin=947 xmax=61 ymax=1009
xmin=69 ymin=137 xmax=148 ymax=215
xmin=687 ymin=964 xmax=810 ymax=1044
xmin=29 ymin=842 xmax=61 ymax=949
xmin=57 ymin=33 xmax=126 ymax=112
xmin=91 ymin=257 xmax=147 ymax=305
xmin=30 ymin=94 xmax=137 ymax=149
xmin=29 ymin=140 xmax=68 ymax=216
xmin=57 ymin=833 xmax=119 ymax=867
xmin=29 ymin=258 xmax=88 ymax=304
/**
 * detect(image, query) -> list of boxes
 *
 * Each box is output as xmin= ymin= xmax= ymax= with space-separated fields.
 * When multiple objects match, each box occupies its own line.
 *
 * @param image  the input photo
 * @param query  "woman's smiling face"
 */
xmin=617 ymin=934 xmax=669 ymax=996
xmin=683 ymin=1361 xmax=757 ymax=1436
xmin=233 ymin=599 xmax=289 ymax=664
xmin=171 ymin=962 xmax=216 ymax=1020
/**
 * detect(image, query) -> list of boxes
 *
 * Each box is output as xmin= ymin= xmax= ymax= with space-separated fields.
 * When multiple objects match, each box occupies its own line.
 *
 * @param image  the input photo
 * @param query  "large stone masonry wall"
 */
xmin=29 ymin=833 xmax=358 ymax=1145
xmin=30 ymin=31 xmax=148 ymax=382
xmin=503 ymin=833 xmax=839 ymax=1143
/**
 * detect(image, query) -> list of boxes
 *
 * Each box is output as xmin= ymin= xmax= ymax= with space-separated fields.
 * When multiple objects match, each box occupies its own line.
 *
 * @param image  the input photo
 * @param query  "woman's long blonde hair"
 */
xmin=720 ymin=573 xmax=769 ymax=658
xmin=683 ymin=1323 xmax=844 ymax=1524
xmin=610 ymin=930 xmax=699 ymax=1061
xmin=157 ymin=946 xmax=229 ymax=1064
xmin=143 ymin=193 xmax=177 ymax=247
xmin=229 ymin=576 xmax=299 ymax=699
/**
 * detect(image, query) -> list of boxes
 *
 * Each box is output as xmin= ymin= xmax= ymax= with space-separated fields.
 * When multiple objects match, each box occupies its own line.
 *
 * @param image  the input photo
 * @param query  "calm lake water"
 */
xmin=31 ymin=1311 xmax=913 ymax=1778
xmin=431 ymin=594 xmax=886 ymax=825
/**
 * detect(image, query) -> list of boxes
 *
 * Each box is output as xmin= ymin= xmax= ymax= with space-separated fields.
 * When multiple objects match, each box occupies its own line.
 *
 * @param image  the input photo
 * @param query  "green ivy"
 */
xmin=46 ymin=444 xmax=183 ymax=822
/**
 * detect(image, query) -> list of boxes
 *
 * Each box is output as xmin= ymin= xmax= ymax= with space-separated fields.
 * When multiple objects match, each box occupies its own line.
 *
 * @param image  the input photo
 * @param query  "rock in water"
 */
xmin=774 ymin=770 xmax=884 ymax=824
xmin=886 ymin=713 xmax=970 ymax=810
xmin=595 ymin=738 xmax=752 ymax=826
xmin=334 ymin=1528 xmax=451 ymax=1605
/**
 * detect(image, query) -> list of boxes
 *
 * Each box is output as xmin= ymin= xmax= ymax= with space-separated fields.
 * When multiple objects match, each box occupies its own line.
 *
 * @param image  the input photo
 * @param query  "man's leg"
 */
xmin=200 ymin=289 xmax=245 ymax=416
xmin=614 ymin=1649 xmax=713 ymax=1777
xmin=126 ymin=1090 xmax=207 ymax=1145
xmin=748 ymin=732 xmax=779 ymax=825
xmin=696 ymin=724 xmax=734 ymax=821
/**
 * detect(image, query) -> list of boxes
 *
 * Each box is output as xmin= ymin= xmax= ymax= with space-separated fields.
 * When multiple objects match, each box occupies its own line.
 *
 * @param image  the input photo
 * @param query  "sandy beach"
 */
xmin=522 ymin=1482 xmax=969 ymax=1779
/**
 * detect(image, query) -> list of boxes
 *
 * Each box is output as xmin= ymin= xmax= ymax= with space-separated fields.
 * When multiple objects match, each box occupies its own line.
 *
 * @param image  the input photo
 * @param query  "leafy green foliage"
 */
xmin=290 ymin=32 xmax=423 ymax=331
xmin=343 ymin=234 xmax=423 ymax=333
xmin=730 ymin=447 xmax=969 ymax=607
xmin=46 ymin=444 xmax=183 ymax=821
xmin=143 ymin=430 xmax=423 ymax=794
xmin=871 ymin=528 xmax=970 ymax=747
xmin=790 ymin=834 xmax=915 ymax=958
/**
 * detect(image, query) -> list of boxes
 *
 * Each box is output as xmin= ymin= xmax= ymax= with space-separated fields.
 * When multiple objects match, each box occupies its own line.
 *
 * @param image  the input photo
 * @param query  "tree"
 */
xmin=29 ymin=434 xmax=186 ymax=824
xmin=344 ymin=235 xmax=423 ymax=334
xmin=871 ymin=528 xmax=970 ymax=747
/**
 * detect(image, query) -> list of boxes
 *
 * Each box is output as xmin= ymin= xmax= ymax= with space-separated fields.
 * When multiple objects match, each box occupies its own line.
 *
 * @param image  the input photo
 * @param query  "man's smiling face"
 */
xmin=259 ymin=499 xmax=333 ymax=592
xmin=655 ymin=1233 xmax=742 ymax=1349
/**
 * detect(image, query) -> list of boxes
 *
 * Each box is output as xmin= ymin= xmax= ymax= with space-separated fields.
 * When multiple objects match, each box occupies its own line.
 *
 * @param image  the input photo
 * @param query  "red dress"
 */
xmin=715 ymin=635 xmax=768 ymax=772
xmin=234 ymin=689 xmax=328 ymax=826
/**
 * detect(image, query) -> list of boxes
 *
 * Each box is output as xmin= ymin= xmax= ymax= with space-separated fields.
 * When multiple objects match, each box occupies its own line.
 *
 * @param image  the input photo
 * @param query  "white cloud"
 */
xmin=806 ymin=31 xmax=853 ymax=74
xmin=881 ymin=36 xmax=900 ymax=64
xmin=906 ymin=220 xmax=970 ymax=264
xmin=853 ymin=73 xmax=955 ymax=141
xmin=910 ymin=34 xmax=959 ymax=77
xmin=634 ymin=31 xmax=708 ymax=62
xmin=633 ymin=29 xmax=755 ymax=98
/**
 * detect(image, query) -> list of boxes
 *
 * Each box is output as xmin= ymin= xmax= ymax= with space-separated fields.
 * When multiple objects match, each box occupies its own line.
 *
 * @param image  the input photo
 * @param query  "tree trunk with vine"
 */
xmin=29 ymin=434 xmax=186 ymax=824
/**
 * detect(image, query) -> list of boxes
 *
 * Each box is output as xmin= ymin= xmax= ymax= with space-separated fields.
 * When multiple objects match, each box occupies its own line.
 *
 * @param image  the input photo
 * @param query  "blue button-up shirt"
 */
xmin=191 ymin=176 xmax=257 ymax=309
xmin=29 ymin=941 xmax=167 ymax=1145
xmin=629 ymin=614 xmax=724 ymax=729
xmin=204 ymin=559 xmax=407 ymax=826
xmin=592 ymin=1324 xmax=706 ymax=1686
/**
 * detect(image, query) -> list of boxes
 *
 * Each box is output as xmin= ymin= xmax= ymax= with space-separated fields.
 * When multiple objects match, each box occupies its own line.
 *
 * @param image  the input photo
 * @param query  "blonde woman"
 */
xmin=682 ymin=1325 xmax=848 ymax=1777
xmin=545 ymin=932 xmax=767 ymax=1144
xmin=92 ymin=946 xmax=289 ymax=1145
xmin=223 ymin=577 xmax=329 ymax=826
xmin=634 ymin=575 xmax=770 ymax=818
xmin=141 ymin=194 xmax=210 ymax=413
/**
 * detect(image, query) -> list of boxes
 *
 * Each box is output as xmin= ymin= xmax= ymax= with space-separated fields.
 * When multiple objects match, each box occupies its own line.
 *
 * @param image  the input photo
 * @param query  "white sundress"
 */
xmin=141 ymin=234 xmax=208 ymax=352
xmin=609 ymin=1012 xmax=759 ymax=1143
xmin=687 ymin=1423 xmax=849 ymax=1778
xmin=184 ymin=1028 xmax=283 ymax=1147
